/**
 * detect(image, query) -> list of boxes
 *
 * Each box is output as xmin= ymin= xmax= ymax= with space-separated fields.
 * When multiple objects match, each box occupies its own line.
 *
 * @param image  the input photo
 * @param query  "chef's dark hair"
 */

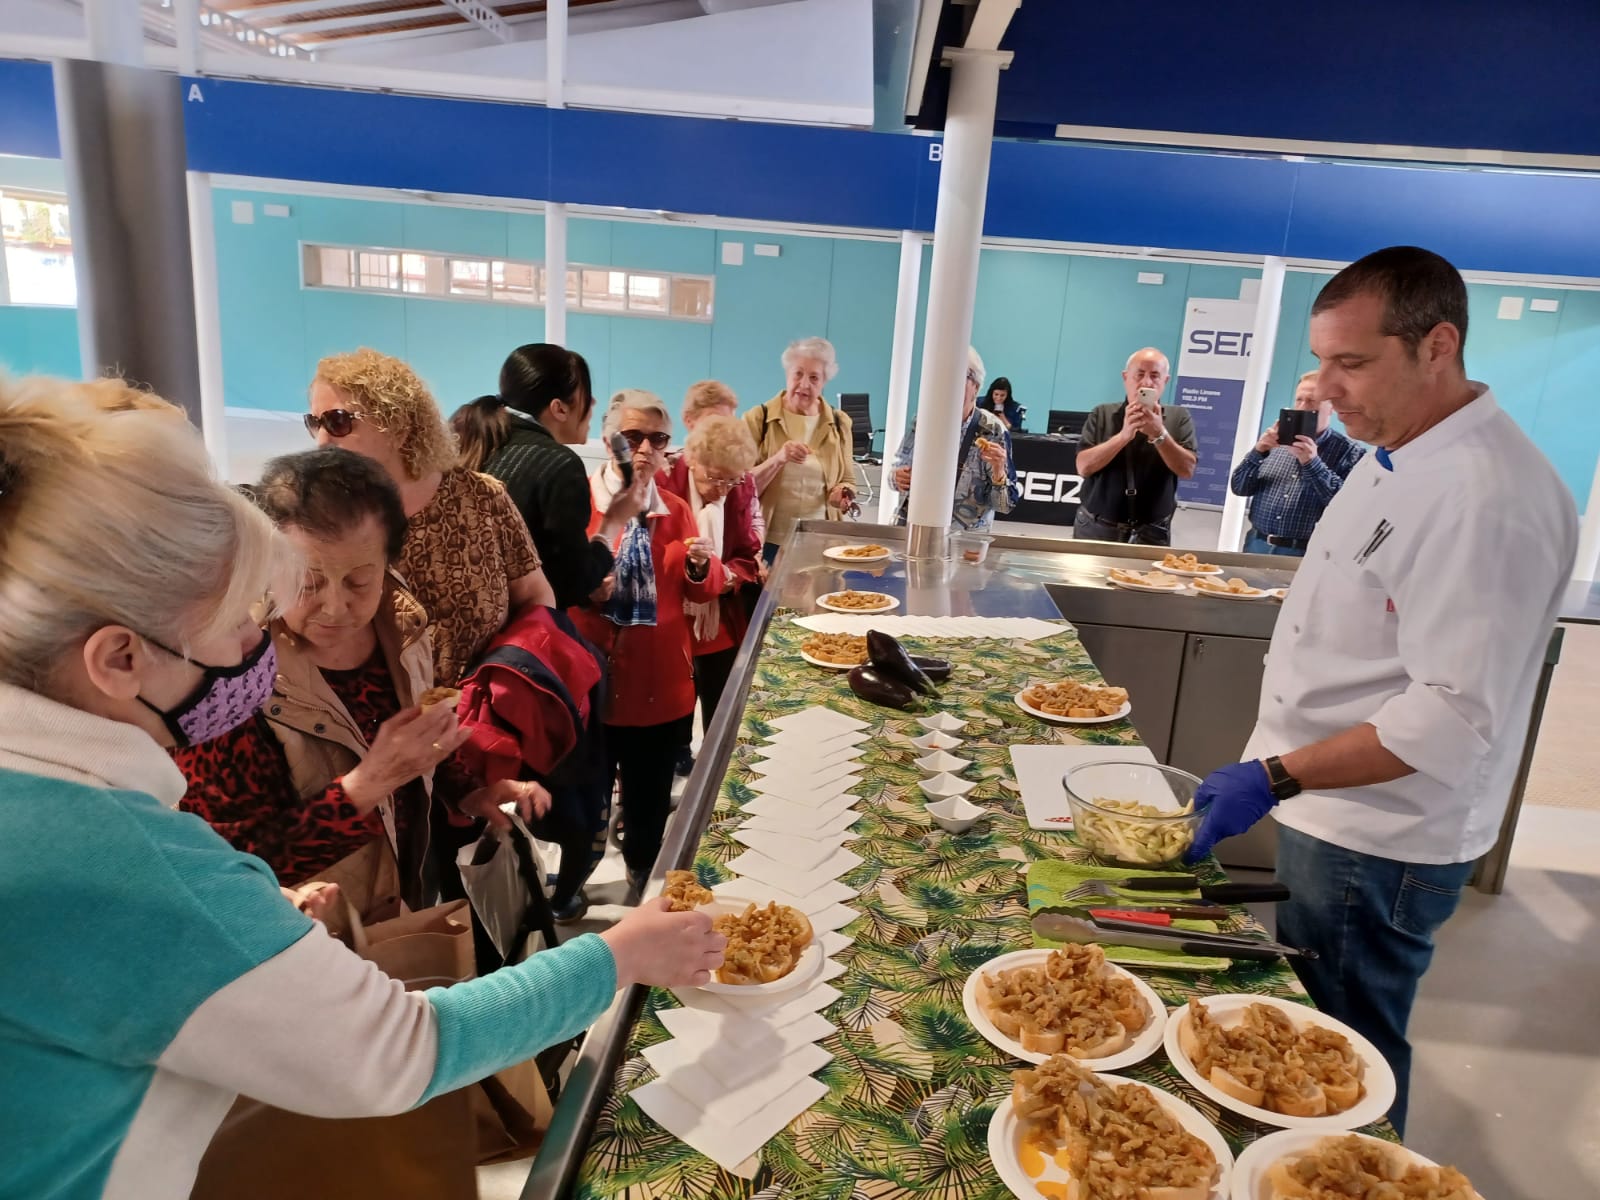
xmin=1312 ymin=246 xmax=1468 ymax=364
xmin=254 ymin=447 xmax=408 ymax=563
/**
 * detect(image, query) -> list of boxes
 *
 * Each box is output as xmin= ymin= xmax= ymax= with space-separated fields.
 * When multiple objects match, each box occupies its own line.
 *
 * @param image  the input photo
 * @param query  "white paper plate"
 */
xmin=697 ymin=898 xmax=825 ymax=997
xmin=961 ymin=949 xmax=1166 ymax=1071
xmin=816 ymin=591 xmax=900 ymax=614
xmin=1107 ymin=571 xmax=1189 ymax=594
xmin=1230 ymin=1129 xmax=1480 ymax=1200
xmin=823 ymin=544 xmax=892 ymax=564
xmin=1015 ymin=690 xmax=1132 ymax=725
xmin=989 ymin=1081 xmax=1233 ymax=1200
xmin=798 ymin=647 xmax=863 ymax=671
xmin=1191 ymin=582 xmax=1273 ymax=601
xmin=1155 ymin=561 xmax=1224 ymax=577
xmin=1164 ymin=994 xmax=1397 ymax=1131
xmin=1268 ymin=587 xmax=1289 ymax=601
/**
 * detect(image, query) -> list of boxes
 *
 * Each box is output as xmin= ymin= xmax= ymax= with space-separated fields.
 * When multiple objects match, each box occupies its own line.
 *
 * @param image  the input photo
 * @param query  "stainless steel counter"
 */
xmin=520 ymin=523 xmax=1556 ymax=1197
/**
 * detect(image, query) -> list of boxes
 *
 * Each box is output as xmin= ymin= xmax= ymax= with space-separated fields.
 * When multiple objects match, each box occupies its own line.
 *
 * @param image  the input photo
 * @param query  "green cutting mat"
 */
xmin=1027 ymin=859 xmax=1239 ymax=972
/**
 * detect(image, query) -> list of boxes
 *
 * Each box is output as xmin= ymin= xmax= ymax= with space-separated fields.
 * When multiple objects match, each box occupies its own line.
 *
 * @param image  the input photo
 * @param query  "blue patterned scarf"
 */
xmin=592 ymin=466 xmax=658 ymax=627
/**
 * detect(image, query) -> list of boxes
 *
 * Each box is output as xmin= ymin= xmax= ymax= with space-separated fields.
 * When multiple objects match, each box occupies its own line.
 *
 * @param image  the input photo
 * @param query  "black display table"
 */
xmin=997 ymin=432 xmax=1082 ymax=526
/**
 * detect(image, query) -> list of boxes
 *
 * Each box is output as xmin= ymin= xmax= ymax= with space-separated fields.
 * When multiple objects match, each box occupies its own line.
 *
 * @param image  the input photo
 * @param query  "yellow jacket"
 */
xmin=744 ymin=391 xmax=855 ymax=543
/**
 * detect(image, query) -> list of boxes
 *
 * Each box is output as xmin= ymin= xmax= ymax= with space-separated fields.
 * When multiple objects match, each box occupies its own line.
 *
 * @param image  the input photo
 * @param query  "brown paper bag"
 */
xmin=191 ymin=900 xmax=479 ymax=1200
xmin=303 ymin=838 xmax=403 ymax=939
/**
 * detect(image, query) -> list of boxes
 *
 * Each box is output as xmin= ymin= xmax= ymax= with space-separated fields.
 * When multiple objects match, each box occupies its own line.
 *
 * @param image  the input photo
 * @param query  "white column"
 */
xmin=186 ymin=172 xmax=230 ymax=477
xmin=543 ymin=0 xmax=569 ymax=346
xmin=1219 ymin=256 xmax=1286 ymax=553
xmin=84 ymin=0 xmax=144 ymax=67
xmin=173 ymin=0 xmax=201 ymax=74
xmin=1575 ymin=452 xmax=1600 ymax=581
xmin=878 ymin=229 xmax=924 ymax=523
xmin=545 ymin=204 xmax=569 ymax=347
xmin=905 ymin=48 xmax=1008 ymax=559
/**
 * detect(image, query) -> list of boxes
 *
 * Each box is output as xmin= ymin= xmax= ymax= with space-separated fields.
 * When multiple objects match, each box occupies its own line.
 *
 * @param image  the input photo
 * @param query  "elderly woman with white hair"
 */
xmin=571 ymin=390 xmax=726 ymax=901
xmin=744 ymin=336 xmax=857 ymax=560
xmin=891 ymin=346 xmax=1019 ymax=531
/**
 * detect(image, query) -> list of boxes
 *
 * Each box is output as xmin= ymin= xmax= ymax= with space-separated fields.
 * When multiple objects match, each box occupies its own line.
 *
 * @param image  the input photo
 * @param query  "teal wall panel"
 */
xmin=709 ymin=231 xmax=834 ymax=411
xmin=969 ymin=248 xmax=1070 ymax=432
xmin=0 ymin=305 xmax=79 ymax=377
xmin=1052 ymin=257 xmax=1191 ymax=413
xmin=822 ymin=237 xmax=900 ymax=443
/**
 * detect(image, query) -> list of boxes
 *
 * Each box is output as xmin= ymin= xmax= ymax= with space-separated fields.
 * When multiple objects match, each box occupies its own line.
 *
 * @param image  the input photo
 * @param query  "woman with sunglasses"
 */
xmin=571 ymin=390 xmax=726 ymax=902
xmin=657 ymin=408 xmax=763 ymax=757
xmin=306 ymin=349 xmax=557 ymax=689
xmin=0 ymin=375 xmax=724 ymax=1200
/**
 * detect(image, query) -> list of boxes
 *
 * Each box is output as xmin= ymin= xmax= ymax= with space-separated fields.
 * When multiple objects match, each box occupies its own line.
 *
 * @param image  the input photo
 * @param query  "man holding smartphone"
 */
xmin=1229 ymin=370 xmax=1367 ymax=556
xmin=1073 ymin=347 xmax=1198 ymax=545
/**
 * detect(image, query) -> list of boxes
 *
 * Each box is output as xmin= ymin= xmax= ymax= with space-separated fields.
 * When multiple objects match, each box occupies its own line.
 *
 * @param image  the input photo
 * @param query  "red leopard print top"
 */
xmin=174 ymin=653 xmax=428 ymax=886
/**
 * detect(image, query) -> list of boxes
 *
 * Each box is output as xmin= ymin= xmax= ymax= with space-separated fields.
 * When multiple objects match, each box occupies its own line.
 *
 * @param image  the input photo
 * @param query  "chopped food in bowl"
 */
xmin=1062 ymin=761 xmax=1203 ymax=868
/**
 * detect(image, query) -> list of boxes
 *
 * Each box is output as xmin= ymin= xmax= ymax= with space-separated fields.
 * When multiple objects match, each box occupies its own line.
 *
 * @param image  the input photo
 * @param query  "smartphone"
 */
xmin=1136 ymin=386 xmax=1161 ymax=409
xmin=1277 ymin=408 xmax=1318 ymax=444
xmin=608 ymin=431 xmax=634 ymax=488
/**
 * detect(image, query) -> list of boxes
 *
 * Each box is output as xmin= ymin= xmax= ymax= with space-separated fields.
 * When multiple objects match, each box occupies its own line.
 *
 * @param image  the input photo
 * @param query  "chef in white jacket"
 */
xmin=1186 ymin=246 xmax=1577 ymax=1136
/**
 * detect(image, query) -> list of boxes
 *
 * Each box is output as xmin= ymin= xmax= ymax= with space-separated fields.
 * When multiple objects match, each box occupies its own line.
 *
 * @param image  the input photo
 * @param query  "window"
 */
xmin=670 ymin=276 xmax=714 ymax=320
xmin=299 ymin=241 xmax=713 ymax=323
xmin=357 ymin=251 xmax=398 ymax=290
xmin=627 ymin=272 xmax=668 ymax=315
xmin=581 ymin=268 xmax=627 ymax=311
xmin=493 ymin=260 xmax=538 ymax=303
xmin=1 ymin=190 xmax=76 ymax=306
xmin=449 ymin=258 xmax=490 ymax=298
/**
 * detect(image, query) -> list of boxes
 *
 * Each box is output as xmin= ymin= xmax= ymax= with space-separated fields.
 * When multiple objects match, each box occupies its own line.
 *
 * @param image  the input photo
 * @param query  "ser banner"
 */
xmin=1173 ymin=298 xmax=1257 ymax=507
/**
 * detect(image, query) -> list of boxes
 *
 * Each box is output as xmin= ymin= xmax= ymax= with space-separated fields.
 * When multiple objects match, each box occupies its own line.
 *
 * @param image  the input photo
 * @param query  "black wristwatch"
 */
xmin=1263 ymin=755 xmax=1302 ymax=801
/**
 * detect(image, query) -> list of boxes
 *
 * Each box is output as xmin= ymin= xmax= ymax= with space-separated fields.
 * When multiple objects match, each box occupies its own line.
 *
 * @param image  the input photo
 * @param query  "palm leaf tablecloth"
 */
xmin=573 ymin=615 xmax=1391 ymax=1200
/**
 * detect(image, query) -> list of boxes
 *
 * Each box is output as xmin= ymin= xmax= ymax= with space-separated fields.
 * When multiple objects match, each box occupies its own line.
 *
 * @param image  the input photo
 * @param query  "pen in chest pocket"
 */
xmin=1354 ymin=518 xmax=1394 ymax=564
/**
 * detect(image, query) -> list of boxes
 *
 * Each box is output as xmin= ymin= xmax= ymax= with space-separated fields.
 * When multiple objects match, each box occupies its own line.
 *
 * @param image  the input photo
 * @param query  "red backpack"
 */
xmin=455 ymin=606 xmax=604 ymax=785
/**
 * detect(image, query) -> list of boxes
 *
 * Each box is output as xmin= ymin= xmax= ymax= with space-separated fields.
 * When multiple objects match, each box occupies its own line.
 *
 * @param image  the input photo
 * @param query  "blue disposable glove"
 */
xmin=1185 ymin=760 xmax=1279 ymax=863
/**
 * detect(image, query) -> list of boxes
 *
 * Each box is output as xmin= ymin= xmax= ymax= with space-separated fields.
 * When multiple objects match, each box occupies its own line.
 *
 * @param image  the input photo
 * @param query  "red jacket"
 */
xmin=657 ymin=459 xmax=763 ymax=656
xmin=571 ymin=488 xmax=725 ymax=727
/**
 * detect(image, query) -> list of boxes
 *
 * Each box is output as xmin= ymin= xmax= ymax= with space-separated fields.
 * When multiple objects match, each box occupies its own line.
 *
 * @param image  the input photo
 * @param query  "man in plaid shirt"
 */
xmin=1230 ymin=370 xmax=1366 ymax=555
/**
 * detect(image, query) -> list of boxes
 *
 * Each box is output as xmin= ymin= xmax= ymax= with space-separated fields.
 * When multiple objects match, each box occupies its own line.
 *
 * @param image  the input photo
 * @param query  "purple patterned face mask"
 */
xmin=137 ymin=629 xmax=278 ymax=747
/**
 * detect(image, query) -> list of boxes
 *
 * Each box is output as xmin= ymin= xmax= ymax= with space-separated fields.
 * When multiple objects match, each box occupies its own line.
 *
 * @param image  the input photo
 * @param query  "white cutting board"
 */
xmin=1009 ymin=742 xmax=1159 ymax=830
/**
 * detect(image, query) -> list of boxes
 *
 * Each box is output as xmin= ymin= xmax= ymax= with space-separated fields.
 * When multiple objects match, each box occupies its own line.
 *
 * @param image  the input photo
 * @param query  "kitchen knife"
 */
xmin=1110 ymin=877 xmax=1292 ymax=904
xmin=1032 ymin=913 xmax=1310 ymax=961
xmin=1063 ymin=901 xmax=1229 ymax=924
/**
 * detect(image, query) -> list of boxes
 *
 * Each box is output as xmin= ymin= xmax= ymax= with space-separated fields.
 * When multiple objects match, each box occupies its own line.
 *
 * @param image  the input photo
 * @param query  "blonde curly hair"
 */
xmin=312 ymin=348 xmax=458 ymax=480
xmin=683 ymin=379 xmax=737 ymax=424
xmin=685 ymin=414 xmax=758 ymax=477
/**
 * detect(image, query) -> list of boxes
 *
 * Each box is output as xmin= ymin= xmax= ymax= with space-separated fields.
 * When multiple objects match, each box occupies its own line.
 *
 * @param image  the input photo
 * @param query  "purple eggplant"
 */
xmin=866 ymin=629 xmax=938 ymax=696
xmin=908 ymin=654 xmax=952 ymax=683
xmin=848 ymin=664 xmax=921 ymax=710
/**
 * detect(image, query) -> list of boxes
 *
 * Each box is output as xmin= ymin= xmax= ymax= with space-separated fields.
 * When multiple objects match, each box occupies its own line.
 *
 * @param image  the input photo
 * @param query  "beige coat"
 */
xmin=264 ymin=573 xmax=437 ymax=907
xmin=744 ymin=391 xmax=856 ymax=544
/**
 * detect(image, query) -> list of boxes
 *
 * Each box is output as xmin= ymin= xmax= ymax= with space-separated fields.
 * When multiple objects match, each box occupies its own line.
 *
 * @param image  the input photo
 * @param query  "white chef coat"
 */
xmin=1246 ymin=385 xmax=1577 ymax=865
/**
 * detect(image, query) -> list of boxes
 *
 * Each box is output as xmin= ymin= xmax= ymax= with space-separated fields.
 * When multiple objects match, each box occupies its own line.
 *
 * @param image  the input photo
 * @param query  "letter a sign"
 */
xmin=188 ymin=83 xmax=204 ymax=103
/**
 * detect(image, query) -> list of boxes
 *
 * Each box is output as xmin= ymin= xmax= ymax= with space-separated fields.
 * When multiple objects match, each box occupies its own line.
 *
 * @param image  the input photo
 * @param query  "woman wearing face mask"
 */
xmin=171 ymin=449 xmax=546 ymax=912
xmin=743 ymin=337 xmax=857 ymax=563
xmin=570 ymin=390 xmax=726 ymax=902
xmin=657 ymin=413 xmax=763 ymax=744
xmin=0 ymin=376 xmax=724 ymax=1200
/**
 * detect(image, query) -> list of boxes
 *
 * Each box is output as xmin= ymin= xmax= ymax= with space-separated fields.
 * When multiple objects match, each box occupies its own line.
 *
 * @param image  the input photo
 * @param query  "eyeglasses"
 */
xmin=303 ymin=409 xmax=364 ymax=439
xmin=696 ymin=468 xmax=742 ymax=488
xmin=966 ymin=371 xmax=982 ymax=386
xmin=618 ymin=429 xmax=672 ymax=450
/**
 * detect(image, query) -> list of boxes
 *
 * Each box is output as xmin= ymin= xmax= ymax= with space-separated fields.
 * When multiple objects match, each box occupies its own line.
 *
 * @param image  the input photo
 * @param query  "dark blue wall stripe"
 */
xmin=4 ymin=60 xmax=1600 ymax=280
xmin=0 ymin=60 xmax=60 ymax=159
xmin=993 ymin=2 xmax=1600 ymax=158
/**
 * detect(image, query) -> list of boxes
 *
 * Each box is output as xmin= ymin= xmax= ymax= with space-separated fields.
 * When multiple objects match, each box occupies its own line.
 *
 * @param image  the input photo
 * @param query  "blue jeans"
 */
xmin=1073 ymin=509 xmax=1172 ymax=546
xmin=1275 ymin=824 xmax=1472 ymax=1137
xmin=1243 ymin=530 xmax=1307 ymax=557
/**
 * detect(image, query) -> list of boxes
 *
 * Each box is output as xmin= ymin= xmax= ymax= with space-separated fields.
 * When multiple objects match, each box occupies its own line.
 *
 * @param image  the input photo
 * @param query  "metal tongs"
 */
xmin=1032 ymin=912 xmax=1317 ymax=962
